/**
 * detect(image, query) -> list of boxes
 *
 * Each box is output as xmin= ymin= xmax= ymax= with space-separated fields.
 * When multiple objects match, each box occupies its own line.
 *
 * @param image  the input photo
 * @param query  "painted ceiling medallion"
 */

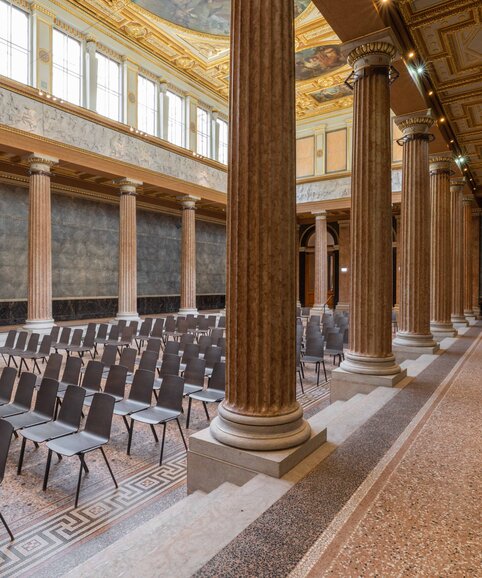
xmin=132 ymin=0 xmax=311 ymax=37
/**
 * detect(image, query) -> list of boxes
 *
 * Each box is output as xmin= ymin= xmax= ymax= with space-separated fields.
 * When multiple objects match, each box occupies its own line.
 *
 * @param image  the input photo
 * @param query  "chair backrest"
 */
xmin=0 ymin=420 xmax=13 ymax=484
xmin=181 ymin=343 xmax=200 ymax=363
xmin=210 ymin=328 xmax=224 ymax=343
xmin=117 ymin=320 xmax=127 ymax=330
xmin=58 ymin=327 xmax=71 ymax=345
xmin=309 ymin=315 xmax=321 ymax=326
xmin=326 ymin=332 xmax=344 ymax=350
xmin=3 ymin=330 xmax=16 ymax=348
xmin=13 ymin=372 xmax=36 ymax=410
xmin=208 ymin=362 xmax=226 ymax=392
xmin=128 ymin=320 xmax=138 ymax=334
xmin=198 ymin=335 xmax=213 ymax=355
xmin=179 ymin=333 xmax=194 ymax=348
xmin=35 ymin=378 xmax=59 ymax=418
xmin=143 ymin=317 xmax=154 ymax=332
xmin=322 ymin=315 xmax=334 ymax=327
xmin=157 ymin=374 xmax=184 ymax=413
xmin=306 ymin=325 xmax=321 ymax=337
xmin=138 ymin=319 xmax=151 ymax=337
xmin=204 ymin=346 xmax=222 ymax=368
xmin=207 ymin=315 xmax=217 ymax=328
xmin=217 ymin=316 xmax=226 ymax=328
xmin=145 ymin=338 xmax=161 ymax=357
xmin=119 ymin=347 xmax=137 ymax=373
xmin=343 ymin=328 xmax=349 ymax=345
xmin=38 ymin=334 xmax=52 ymax=355
xmin=160 ymin=353 xmax=180 ymax=378
xmin=301 ymin=307 xmax=310 ymax=316
xmin=82 ymin=329 xmax=96 ymax=348
xmin=150 ymin=318 xmax=165 ymax=338
xmin=57 ymin=385 xmax=86 ymax=429
xmin=61 ymin=355 xmax=82 ymax=385
xmin=176 ymin=318 xmax=188 ymax=334
xmin=83 ymin=392 xmax=115 ymax=443
xmin=100 ymin=344 xmax=117 ymax=367
xmin=197 ymin=317 xmax=210 ymax=330
xmin=164 ymin=341 xmax=180 ymax=356
xmin=217 ymin=337 xmax=226 ymax=356
xmin=107 ymin=324 xmax=120 ymax=341
xmin=86 ymin=323 xmax=97 ymax=334
xmin=0 ymin=367 xmax=16 ymax=404
xmin=104 ymin=365 xmax=128 ymax=398
xmin=81 ymin=360 xmax=104 ymax=392
xmin=184 ymin=358 xmax=206 ymax=386
xmin=69 ymin=329 xmax=83 ymax=347
xmin=25 ymin=333 xmax=39 ymax=353
xmin=129 ymin=369 xmax=155 ymax=404
xmin=138 ymin=349 xmax=158 ymax=373
xmin=164 ymin=316 xmax=176 ymax=332
xmin=44 ymin=352 xmax=63 ymax=381
xmin=305 ymin=336 xmax=324 ymax=358
xmin=120 ymin=326 xmax=134 ymax=343
xmin=96 ymin=323 xmax=108 ymax=339
xmin=49 ymin=326 xmax=60 ymax=342
xmin=14 ymin=331 xmax=28 ymax=351
xmin=186 ymin=316 xmax=197 ymax=330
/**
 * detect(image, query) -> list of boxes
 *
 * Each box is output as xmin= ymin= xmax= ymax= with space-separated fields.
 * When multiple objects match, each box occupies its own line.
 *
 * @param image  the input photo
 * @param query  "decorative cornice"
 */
xmin=30 ymin=2 xmax=55 ymax=18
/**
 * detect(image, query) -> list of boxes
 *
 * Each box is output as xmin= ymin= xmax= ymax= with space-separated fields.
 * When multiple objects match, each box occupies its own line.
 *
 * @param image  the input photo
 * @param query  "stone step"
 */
xmin=327 ymin=388 xmax=399 ymax=446
xmin=66 ymin=482 xmax=240 ymax=577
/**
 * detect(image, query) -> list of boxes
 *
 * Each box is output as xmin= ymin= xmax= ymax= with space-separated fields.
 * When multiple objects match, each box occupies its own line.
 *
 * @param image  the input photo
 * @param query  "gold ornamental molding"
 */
xmin=347 ymin=41 xmax=397 ymax=67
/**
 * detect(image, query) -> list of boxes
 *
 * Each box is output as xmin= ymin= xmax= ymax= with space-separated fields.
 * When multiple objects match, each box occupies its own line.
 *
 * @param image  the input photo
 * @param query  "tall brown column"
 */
xmin=450 ymin=179 xmax=467 ymax=326
xmin=25 ymin=154 xmax=58 ymax=332
xmin=393 ymin=111 xmax=437 ymax=353
xmin=296 ymin=224 xmax=301 ymax=309
xmin=337 ymin=219 xmax=350 ymax=311
xmin=472 ymin=208 xmax=481 ymax=318
xmin=335 ymin=37 xmax=403 ymax=388
xmin=210 ymin=0 xmax=310 ymax=450
xmin=116 ymin=178 xmax=141 ymax=321
xmin=429 ymin=154 xmax=457 ymax=338
xmin=463 ymin=193 xmax=475 ymax=320
xmin=179 ymin=196 xmax=198 ymax=315
xmin=312 ymin=211 xmax=328 ymax=314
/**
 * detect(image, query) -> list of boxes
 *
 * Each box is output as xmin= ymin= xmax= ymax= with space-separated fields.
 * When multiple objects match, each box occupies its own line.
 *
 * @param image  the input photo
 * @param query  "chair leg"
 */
xmin=17 ymin=437 xmax=27 ymax=475
xmin=127 ymin=419 xmax=134 ymax=455
xmin=43 ymin=449 xmax=53 ymax=491
xmin=74 ymin=455 xmax=84 ymax=508
xmin=186 ymin=397 xmax=193 ymax=429
xmin=99 ymin=447 xmax=118 ymax=489
xmin=122 ymin=415 xmax=130 ymax=433
xmin=0 ymin=511 xmax=14 ymax=541
xmin=175 ymin=418 xmax=187 ymax=451
xmin=81 ymin=457 xmax=89 ymax=474
xmin=316 ymin=362 xmax=320 ymax=386
xmin=150 ymin=424 xmax=159 ymax=443
xmin=323 ymin=361 xmax=327 ymax=382
xmin=159 ymin=423 xmax=167 ymax=466
xmin=202 ymin=401 xmax=210 ymax=422
xmin=34 ymin=359 xmax=41 ymax=373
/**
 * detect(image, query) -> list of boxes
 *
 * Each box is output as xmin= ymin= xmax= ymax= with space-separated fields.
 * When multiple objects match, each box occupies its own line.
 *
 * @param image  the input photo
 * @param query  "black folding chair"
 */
xmin=0 ymin=420 xmax=15 ymax=540
xmin=0 ymin=367 xmax=16 ymax=406
xmin=0 ymin=372 xmax=36 ymax=418
xmin=186 ymin=362 xmax=226 ymax=428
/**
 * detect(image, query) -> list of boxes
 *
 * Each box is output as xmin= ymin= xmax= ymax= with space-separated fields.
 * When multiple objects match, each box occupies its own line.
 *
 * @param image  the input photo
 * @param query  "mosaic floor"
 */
xmin=0 ymin=341 xmax=331 ymax=578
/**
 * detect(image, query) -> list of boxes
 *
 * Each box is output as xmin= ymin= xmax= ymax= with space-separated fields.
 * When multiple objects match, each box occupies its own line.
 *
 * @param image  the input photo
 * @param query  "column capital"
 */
xmin=114 ymin=178 xmax=142 ymax=195
xmin=429 ymin=153 xmax=453 ymax=175
xmin=450 ymin=178 xmax=466 ymax=193
xmin=312 ymin=210 xmax=327 ymax=220
xmin=180 ymin=195 xmax=200 ymax=210
xmin=26 ymin=154 xmax=58 ymax=176
xmin=394 ymin=109 xmax=435 ymax=139
xmin=343 ymin=29 xmax=398 ymax=75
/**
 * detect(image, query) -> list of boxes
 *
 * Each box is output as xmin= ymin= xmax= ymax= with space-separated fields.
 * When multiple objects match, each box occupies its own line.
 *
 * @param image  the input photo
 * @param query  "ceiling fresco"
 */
xmin=73 ymin=0 xmax=353 ymax=119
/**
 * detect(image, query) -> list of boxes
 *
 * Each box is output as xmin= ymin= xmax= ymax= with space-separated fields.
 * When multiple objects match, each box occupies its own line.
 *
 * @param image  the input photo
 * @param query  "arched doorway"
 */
xmin=300 ymin=227 xmax=338 ymax=307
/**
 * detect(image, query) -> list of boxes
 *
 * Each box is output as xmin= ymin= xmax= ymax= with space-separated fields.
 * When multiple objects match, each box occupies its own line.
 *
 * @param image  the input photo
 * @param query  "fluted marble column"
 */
xmin=430 ymin=154 xmax=457 ymax=338
xmin=393 ymin=111 xmax=437 ymax=353
xmin=24 ymin=154 xmax=58 ymax=332
xmin=312 ymin=211 xmax=328 ymax=314
xmin=210 ymin=0 xmax=310 ymax=450
xmin=473 ymin=209 xmax=481 ymax=318
xmin=335 ymin=39 xmax=403 ymax=385
xmin=179 ymin=196 xmax=198 ymax=315
xmin=463 ymin=193 xmax=475 ymax=319
xmin=450 ymin=179 xmax=467 ymax=326
xmin=116 ymin=179 xmax=141 ymax=321
xmin=296 ymin=224 xmax=301 ymax=309
xmin=394 ymin=214 xmax=401 ymax=311
xmin=337 ymin=220 xmax=350 ymax=311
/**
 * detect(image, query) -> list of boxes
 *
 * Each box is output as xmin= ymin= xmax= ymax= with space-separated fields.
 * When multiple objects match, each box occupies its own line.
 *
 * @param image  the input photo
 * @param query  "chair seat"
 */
xmin=19 ymin=352 xmax=46 ymax=360
xmin=47 ymin=431 xmax=107 ymax=457
xmin=131 ymin=407 xmax=180 ymax=425
xmin=3 ymin=411 xmax=51 ymax=431
xmin=325 ymin=348 xmax=343 ymax=356
xmin=84 ymin=393 xmax=122 ymax=407
xmin=20 ymin=421 xmax=77 ymax=443
xmin=113 ymin=399 xmax=150 ymax=416
xmin=189 ymin=389 xmax=224 ymax=403
xmin=65 ymin=345 xmax=91 ymax=353
xmin=0 ymin=403 xmax=29 ymax=418
xmin=302 ymin=356 xmax=324 ymax=364
xmin=183 ymin=383 xmax=203 ymax=396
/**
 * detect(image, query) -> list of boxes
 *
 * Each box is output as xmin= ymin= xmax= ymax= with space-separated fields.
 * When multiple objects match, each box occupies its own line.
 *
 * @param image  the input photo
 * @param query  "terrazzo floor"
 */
xmin=0 ymin=331 xmax=332 ymax=578
xmin=195 ymin=324 xmax=481 ymax=578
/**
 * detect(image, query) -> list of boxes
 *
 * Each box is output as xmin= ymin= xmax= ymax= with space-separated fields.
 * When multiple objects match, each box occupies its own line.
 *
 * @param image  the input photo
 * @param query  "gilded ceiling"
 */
xmin=75 ymin=0 xmax=352 ymax=119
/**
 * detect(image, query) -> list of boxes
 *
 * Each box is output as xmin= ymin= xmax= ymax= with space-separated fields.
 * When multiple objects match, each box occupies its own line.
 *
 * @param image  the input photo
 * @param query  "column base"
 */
xmin=310 ymin=305 xmax=326 ymax=316
xmin=178 ymin=307 xmax=198 ymax=316
xmin=210 ymin=403 xmax=311 ymax=452
xmin=393 ymin=332 xmax=439 ymax=355
xmin=336 ymin=302 xmax=350 ymax=312
xmin=430 ymin=322 xmax=458 ymax=340
xmin=23 ymin=318 xmax=55 ymax=333
xmin=115 ymin=312 xmax=141 ymax=322
xmin=188 ymin=411 xmax=325 ymax=493
xmin=451 ymin=314 xmax=468 ymax=327
xmin=331 ymin=365 xmax=408 ymax=402
xmin=464 ymin=310 xmax=476 ymax=322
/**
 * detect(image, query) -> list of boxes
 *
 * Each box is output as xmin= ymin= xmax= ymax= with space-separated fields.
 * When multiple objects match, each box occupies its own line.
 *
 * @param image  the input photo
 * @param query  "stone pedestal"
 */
xmin=116 ymin=179 xmax=141 ymax=321
xmin=392 ymin=110 xmax=438 ymax=356
xmin=311 ymin=211 xmax=328 ymax=315
xmin=179 ymin=196 xmax=199 ymax=315
xmin=450 ymin=179 xmax=467 ymax=326
xmin=429 ymin=155 xmax=457 ymax=339
xmin=336 ymin=220 xmax=350 ymax=311
xmin=24 ymin=154 xmax=58 ymax=332
xmin=463 ymin=194 xmax=475 ymax=320
xmin=331 ymin=35 xmax=405 ymax=400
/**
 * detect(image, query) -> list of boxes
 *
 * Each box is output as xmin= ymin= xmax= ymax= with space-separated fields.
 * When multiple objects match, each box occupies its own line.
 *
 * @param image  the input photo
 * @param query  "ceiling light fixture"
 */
xmin=439 ymin=117 xmax=445 ymax=123
xmin=428 ymin=90 xmax=433 ymax=96
xmin=408 ymin=51 xmax=415 ymax=58
xmin=416 ymin=66 xmax=424 ymax=74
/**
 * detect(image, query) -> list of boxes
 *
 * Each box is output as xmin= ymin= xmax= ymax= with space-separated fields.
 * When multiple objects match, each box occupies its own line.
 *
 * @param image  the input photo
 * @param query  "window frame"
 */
xmin=197 ymin=106 xmax=211 ymax=157
xmin=52 ymin=27 xmax=83 ymax=106
xmin=95 ymin=51 xmax=122 ymax=122
xmin=0 ymin=0 xmax=30 ymax=85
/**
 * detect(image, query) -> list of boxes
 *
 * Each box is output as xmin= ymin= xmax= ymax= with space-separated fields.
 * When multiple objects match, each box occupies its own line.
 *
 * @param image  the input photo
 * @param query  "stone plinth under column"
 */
xmin=331 ymin=366 xmax=409 ymax=402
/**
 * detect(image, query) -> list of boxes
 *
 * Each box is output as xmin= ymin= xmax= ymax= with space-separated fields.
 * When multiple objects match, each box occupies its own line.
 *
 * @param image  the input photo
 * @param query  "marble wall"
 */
xmin=0 ymin=183 xmax=226 ymax=324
